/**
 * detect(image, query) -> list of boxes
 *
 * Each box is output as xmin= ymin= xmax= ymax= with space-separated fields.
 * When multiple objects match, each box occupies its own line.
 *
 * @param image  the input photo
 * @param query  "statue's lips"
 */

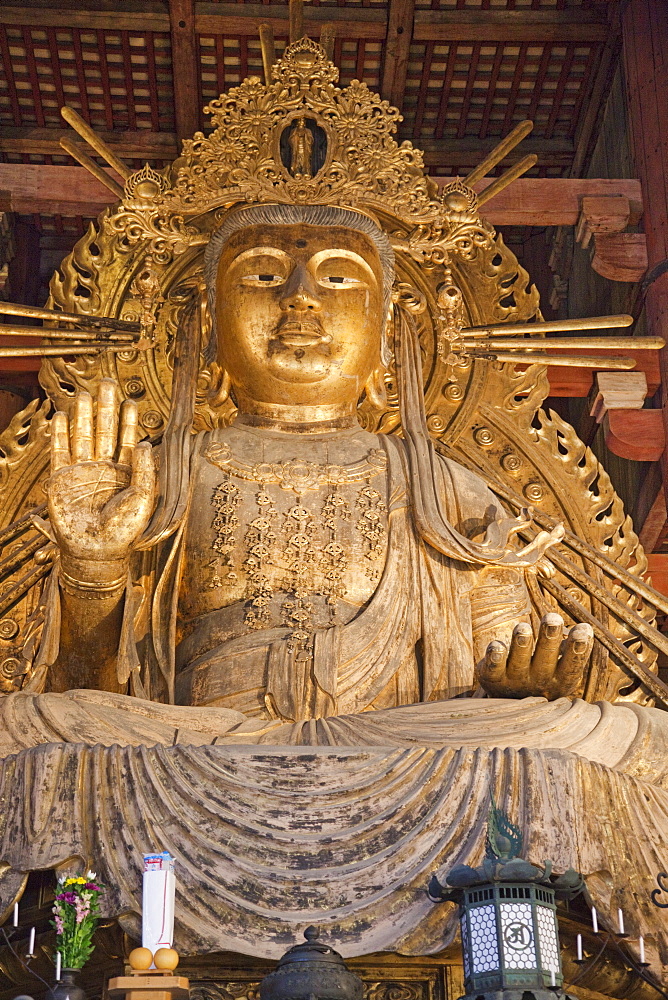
xmin=274 ymin=322 xmax=325 ymax=348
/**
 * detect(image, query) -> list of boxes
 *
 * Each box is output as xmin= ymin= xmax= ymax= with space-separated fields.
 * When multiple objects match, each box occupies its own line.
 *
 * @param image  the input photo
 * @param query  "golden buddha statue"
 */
xmin=1 ymin=34 xmax=668 ymax=980
xmin=43 ymin=202 xmax=575 ymax=723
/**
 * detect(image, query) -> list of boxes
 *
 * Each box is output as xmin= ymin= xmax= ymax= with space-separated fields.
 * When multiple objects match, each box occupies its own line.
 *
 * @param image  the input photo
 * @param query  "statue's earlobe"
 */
xmin=363 ymin=365 xmax=387 ymax=410
xmin=208 ymin=362 xmax=232 ymax=406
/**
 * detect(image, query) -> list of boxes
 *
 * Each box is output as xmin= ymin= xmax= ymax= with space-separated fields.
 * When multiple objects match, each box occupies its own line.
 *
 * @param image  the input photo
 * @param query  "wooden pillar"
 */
xmin=622 ymin=0 xmax=668 ymax=546
xmin=381 ymin=0 xmax=415 ymax=108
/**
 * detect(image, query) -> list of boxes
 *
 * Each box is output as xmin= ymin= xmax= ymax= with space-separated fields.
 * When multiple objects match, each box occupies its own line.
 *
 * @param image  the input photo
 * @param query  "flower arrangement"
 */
xmin=51 ymin=871 xmax=105 ymax=970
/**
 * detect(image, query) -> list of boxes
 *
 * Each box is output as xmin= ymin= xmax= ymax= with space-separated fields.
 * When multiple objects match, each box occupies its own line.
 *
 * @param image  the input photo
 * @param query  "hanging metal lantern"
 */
xmin=259 ymin=926 xmax=364 ymax=1000
xmin=428 ymin=804 xmax=584 ymax=1000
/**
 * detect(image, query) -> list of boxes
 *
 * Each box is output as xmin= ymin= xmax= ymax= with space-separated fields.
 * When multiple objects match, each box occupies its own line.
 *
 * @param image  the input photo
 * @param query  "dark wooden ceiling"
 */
xmin=1 ymin=0 xmax=620 ymax=181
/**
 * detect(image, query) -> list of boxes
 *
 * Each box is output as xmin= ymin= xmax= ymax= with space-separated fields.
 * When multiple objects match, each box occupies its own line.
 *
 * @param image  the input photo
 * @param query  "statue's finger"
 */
xmin=506 ymin=621 xmax=533 ymax=686
xmin=71 ymin=391 xmax=93 ymax=462
xmin=554 ymin=623 xmax=594 ymax=697
xmin=530 ymin=612 xmax=565 ymax=690
xmin=130 ymin=441 xmax=156 ymax=500
xmin=51 ymin=411 xmax=71 ymax=472
xmin=480 ymin=639 xmax=509 ymax=686
xmin=117 ymin=399 xmax=138 ymax=466
xmin=95 ymin=378 xmax=119 ymax=461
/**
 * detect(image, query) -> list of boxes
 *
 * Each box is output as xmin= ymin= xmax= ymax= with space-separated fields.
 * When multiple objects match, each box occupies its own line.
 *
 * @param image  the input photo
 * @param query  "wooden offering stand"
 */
xmin=108 ymin=947 xmax=190 ymax=1000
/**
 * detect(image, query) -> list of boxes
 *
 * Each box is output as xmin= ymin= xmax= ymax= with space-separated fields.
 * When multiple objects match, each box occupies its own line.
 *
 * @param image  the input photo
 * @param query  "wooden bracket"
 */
xmin=604 ymin=408 xmax=665 ymax=461
xmin=589 ymin=371 xmax=648 ymax=422
xmin=591 ymin=232 xmax=648 ymax=282
xmin=575 ymin=195 xmax=632 ymax=247
xmin=575 ymin=194 xmax=648 ymax=282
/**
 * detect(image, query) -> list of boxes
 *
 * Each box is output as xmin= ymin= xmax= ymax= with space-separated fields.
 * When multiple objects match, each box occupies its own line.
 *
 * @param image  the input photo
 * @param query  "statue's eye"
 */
xmin=320 ymin=276 xmax=362 ymax=287
xmin=241 ymin=273 xmax=284 ymax=286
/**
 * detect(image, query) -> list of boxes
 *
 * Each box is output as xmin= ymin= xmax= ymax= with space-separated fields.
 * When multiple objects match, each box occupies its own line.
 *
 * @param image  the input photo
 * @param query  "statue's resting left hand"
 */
xmin=477 ymin=613 xmax=594 ymax=700
xmin=48 ymin=379 xmax=156 ymax=585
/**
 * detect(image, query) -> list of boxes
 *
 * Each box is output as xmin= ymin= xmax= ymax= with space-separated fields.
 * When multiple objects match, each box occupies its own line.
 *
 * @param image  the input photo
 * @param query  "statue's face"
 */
xmin=215 ymin=223 xmax=384 ymax=408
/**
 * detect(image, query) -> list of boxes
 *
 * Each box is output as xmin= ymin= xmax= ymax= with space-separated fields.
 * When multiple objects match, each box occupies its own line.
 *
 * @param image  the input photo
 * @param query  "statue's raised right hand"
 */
xmin=47 ymin=379 xmax=156 ymax=582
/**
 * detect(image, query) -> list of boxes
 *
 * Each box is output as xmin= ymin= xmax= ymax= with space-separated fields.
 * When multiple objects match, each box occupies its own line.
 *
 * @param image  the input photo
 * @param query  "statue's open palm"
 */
xmin=48 ymin=379 xmax=156 ymax=565
xmin=478 ymin=613 xmax=594 ymax=700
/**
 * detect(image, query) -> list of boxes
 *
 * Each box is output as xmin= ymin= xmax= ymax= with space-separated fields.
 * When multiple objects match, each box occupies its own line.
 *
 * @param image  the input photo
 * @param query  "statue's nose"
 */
xmin=279 ymin=265 xmax=322 ymax=313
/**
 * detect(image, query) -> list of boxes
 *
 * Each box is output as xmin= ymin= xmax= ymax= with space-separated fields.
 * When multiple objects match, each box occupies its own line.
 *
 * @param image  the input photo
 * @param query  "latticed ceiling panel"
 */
xmin=403 ymin=37 xmax=601 ymax=176
xmin=0 ymin=25 xmax=175 ymax=134
xmin=199 ymin=34 xmax=382 ymax=104
xmin=0 ymin=0 xmax=617 ymax=183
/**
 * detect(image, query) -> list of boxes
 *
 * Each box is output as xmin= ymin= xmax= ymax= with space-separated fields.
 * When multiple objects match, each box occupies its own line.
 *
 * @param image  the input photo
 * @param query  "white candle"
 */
xmin=577 ymin=934 xmax=582 ymax=961
xmin=618 ymin=908 xmax=625 ymax=935
xmin=639 ymin=935 xmax=645 ymax=964
xmin=13 ymin=903 xmax=18 ymax=927
xmin=142 ymin=852 xmax=176 ymax=962
xmin=28 ymin=927 xmax=35 ymax=956
xmin=56 ymin=952 xmax=61 ymax=981
xmin=592 ymin=906 xmax=598 ymax=933
xmin=550 ymin=970 xmax=556 ymax=987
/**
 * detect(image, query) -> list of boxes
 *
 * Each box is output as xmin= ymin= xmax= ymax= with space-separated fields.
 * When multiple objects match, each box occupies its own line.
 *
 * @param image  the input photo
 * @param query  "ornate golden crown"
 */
xmin=107 ymin=37 xmax=492 ymax=269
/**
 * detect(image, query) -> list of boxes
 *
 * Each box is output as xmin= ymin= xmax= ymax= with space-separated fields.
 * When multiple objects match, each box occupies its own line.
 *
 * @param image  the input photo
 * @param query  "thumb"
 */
xmin=130 ymin=441 xmax=156 ymax=498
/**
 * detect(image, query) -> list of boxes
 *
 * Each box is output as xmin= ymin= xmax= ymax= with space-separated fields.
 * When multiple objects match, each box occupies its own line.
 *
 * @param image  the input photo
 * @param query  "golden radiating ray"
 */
xmin=258 ymin=24 xmax=276 ymax=86
xmin=0 ymin=324 xmax=134 ymax=342
xmin=466 ymin=352 xmax=636 ymax=369
xmin=320 ymin=23 xmax=336 ymax=60
xmin=462 ymin=314 xmax=634 ymax=336
xmin=463 ymin=120 xmax=534 ymax=187
xmin=0 ymin=345 xmax=146 ymax=357
xmin=60 ymin=105 xmax=131 ymax=181
xmin=476 ymin=154 xmax=538 ymax=207
xmin=0 ymin=300 xmax=140 ymax=331
xmin=59 ymin=136 xmax=124 ymax=199
xmin=462 ymin=336 xmax=664 ymax=350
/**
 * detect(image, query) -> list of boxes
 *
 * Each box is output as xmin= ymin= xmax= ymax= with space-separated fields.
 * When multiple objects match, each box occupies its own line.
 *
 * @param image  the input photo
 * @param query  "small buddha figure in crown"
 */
xmin=288 ymin=117 xmax=314 ymax=178
xmin=42 ymin=196 xmax=593 ymax=723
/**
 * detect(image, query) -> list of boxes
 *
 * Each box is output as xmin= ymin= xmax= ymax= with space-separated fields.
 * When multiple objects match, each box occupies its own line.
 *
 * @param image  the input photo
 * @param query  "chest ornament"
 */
xmin=204 ymin=441 xmax=389 ymax=646
xmin=205 ymin=442 xmax=387 ymax=493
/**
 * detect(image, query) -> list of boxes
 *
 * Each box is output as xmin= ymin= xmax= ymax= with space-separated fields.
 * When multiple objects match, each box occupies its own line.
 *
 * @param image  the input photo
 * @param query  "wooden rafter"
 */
xmin=381 ymin=0 xmax=415 ymax=109
xmin=0 ymin=4 xmax=610 ymax=44
xmin=168 ymin=0 xmax=201 ymax=143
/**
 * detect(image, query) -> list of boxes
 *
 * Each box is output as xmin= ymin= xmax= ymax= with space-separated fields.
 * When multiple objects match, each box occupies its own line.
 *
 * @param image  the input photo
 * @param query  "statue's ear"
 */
xmin=363 ymin=365 xmax=387 ymax=410
xmin=207 ymin=361 xmax=232 ymax=406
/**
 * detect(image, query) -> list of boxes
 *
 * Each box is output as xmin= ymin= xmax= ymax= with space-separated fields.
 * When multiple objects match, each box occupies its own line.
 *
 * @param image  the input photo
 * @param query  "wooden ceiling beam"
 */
xmin=413 ymin=10 xmax=610 ymax=43
xmin=0 ymin=3 xmax=385 ymax=37
xmin=0 ymin=128 xmax=574 ymax=164
xmin=1 ymin=3 xmax=609 ymax=43
xmin=0 ymin=164 xmax=643 ymax=228
xmin=0 ymin=128 xmax=179 ymax=160
xmin=381 ymin=0 xmax=416 ymax=109
xmin=169 ymin=0 xmax=201 ymax=144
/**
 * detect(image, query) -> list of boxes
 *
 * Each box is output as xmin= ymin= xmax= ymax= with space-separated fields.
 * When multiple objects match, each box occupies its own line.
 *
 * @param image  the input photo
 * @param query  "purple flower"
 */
xmin=56 ymin=892 xmax=77 ymax=904
xmin=84 ymin=883 xmax=101 ymax=891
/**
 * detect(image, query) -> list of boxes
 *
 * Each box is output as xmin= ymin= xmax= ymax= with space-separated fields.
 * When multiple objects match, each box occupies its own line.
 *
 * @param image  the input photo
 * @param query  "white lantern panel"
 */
xmin=499 ymin=901 xmax=537 ymax=970
xmin=460 ymin=915 xmax=471 ymax=980
xmin=469 ymin=904 xmax=500 ymax=973
xmin=536 ymin=904 xmax=560 ymax=973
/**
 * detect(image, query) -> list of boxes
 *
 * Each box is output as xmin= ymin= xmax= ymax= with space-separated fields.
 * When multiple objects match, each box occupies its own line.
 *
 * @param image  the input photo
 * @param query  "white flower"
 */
xmin=85 ymin=870 xmax=97 ymax=881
